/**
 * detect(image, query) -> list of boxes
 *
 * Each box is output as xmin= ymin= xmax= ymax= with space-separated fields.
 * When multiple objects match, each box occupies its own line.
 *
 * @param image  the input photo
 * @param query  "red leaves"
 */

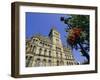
xmin=68 ymin=35 xmax=75 ymax=44
xmin=67 ymin=27 xmax=82 ymax=44
xmin=72 ymin=27 xmax=82 ymax=37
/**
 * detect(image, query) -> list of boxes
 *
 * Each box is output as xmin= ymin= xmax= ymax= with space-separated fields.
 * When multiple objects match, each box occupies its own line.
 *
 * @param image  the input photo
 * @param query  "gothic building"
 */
xmin=26 ymin=27 xmax=77 ymax=67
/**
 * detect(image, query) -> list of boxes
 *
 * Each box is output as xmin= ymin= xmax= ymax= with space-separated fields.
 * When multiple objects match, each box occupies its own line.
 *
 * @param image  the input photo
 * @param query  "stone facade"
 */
xmin=26 ymin=28 xmax=77 ymax=67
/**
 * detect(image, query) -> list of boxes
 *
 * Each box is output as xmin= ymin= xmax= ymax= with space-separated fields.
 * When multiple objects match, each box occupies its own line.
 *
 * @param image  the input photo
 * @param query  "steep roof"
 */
xmin=31 ymin=34 xmax=52 ymax=43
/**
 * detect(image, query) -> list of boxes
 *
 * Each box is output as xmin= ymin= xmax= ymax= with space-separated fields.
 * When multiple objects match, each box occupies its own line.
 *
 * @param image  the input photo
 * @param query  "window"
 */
xmin=66 ymin=62 xmax=68 ymax=65
xmin=43 ymin=59 xmax=46 ymax=66
xmin=40 ymin=41 xmax=44 ymax=46
xmin=30 ymin=45 xmax=33 ymax=52
xmin=56 ymin=39 xmax=59 ymax=42
xmin=44 ymin=49 xmax=47 ymax=56
xmin=35 ymin=58 xmax=40 ymax=67
xmin=48 ymin=60 xmax=52 ymax=66
xmin=65 ymin=54 xmax=67 ymax=59
xmin=67 ymin=62 xmax=71 ymax=65
xmin=26 ymin=56 xmax=33 ymax=67
xmin=39 ymin=48 xmax=42 ymax=55
xmin=31 ymin=45 xmax=32 ymax=48
xmin=60 ymin=53 xmax=62 ymax=58
xmin=26 ymin=56 xmax=29 ymax=67
xmin=68 ymin=62 xmax=70 ymax=65
xmin=56 ymin=52 xmax=58 ymax=58
xmin=69 ymin=62 xmax=71 ymax=65
xmin=60 ymin=61 xmax=64 ymax=65
xmin=57 ymin=60 xmax=59 ymax=66
xmin=33 ymin=38 xmax=38 ymax=44
xmin=49 ymin=51 xmax=51 ymax=57
xmin=33 ymin=46 xmax=36 ymax=53
xmin=26 ymin=56 xmax=28 ymax=59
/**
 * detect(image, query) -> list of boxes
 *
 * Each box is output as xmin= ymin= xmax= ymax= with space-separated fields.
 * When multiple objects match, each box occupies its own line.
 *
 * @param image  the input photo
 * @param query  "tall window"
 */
xmin=48 ymin=60 xmax=52 ymax=66
xmin=60 ymin=53 xmax=62 ymax=59
xmin=57 ymin=60 xmax=59 ymax=66
xmin=49 ymin=51 xmax=51 ymax=57
xmin=69 ymin=62 xmax=71 ymax=65
xmin=33 ymin=46 xmax=36 ymax=53
xmin=60 ymin=61 xmax=64 ymax=65
xmin=26 ymin=56 xmax=33 ymax=67
xmin=66 ymin=62 xmax=69 ymax=65
xmin=39 ymin=48 xmax=42 ymax=55
xmin=44 ymin=49 xmax=47 ymax=56
xmin=35 ymin=58 xmax=41 ymax=67
xmin=70 ymin=62 xmax=73 ymax=65
xmin=30 ymin=45 xmax=33 ymax=52
xmin=43 ymin=59 xmax=46 ymax=66
xmin=65 ymin=54 xmax=67 ymax=59
xmin=56 ymin=52 xmax=58 ymax=58
xmin=26 ymin=56 xmax=28 ymax=67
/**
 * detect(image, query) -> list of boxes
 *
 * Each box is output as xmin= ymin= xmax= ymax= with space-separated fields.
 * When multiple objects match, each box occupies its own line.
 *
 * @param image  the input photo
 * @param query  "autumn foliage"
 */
xmin=67 ymin=27 xmax=82 ymax=45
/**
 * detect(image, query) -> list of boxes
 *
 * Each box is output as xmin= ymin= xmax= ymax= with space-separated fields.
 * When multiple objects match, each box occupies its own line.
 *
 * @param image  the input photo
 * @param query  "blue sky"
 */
xmin=26 ymin=12 xmax=86 ymax=63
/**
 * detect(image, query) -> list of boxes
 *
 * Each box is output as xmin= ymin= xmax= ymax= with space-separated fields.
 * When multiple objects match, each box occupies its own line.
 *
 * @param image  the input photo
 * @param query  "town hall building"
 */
xmin=26 ymin=27 xmax=77 ymax=67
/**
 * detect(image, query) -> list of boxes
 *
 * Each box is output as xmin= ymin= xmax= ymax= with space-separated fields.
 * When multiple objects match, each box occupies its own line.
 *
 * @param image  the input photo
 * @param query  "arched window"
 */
xmin=60 ymin=61 xmax=64 ymax=65
xmin=48 ymin=60 xmax=52 ymax=66
xmin=56 ymin=52 xmax=58 ymax=58
xmin=26 ymin=56 xmax=33 ymax=67
xmin=66 ymin=62 xmax=68 ymax=65
xmin=26 ymin=56 xmax=28 ymax=59
xmin=40 ymin=41 xmax=44 ymax=46
xmin=69 ymin=62 xmax=71 ymax=65
xmin=71 ymin=62 xmax=73 ymax=65
xmin=33 ymin=38 xmax=38 ymax=44
xmin=49 ymin=51 xmax=51 ymax=57
xmin=39 ymin=48 xmax=42 ymax=55
xmin=30 ymin=45 xmax=32 ymax=48
xmin=44 ymin=49 xmax=47 ymax=56
xmin=57 ymin=60 xmax=59 ymax=66
xmin=26 ymin=56 xmax=29 ymax=67
xmin=43 ymin=59 xmax=46 ymax=66
xmin=35 ymin=58 xmax=41 ymax=67
xmin=33 ymin=46 xmax=36 ymax=53
xmin=30 ymin=45 xmax=33 ymax=52
xmin=67 ymin=62 xmax=70 ymax=65
xmin=60 ymin=53 xmax=62 ymax=58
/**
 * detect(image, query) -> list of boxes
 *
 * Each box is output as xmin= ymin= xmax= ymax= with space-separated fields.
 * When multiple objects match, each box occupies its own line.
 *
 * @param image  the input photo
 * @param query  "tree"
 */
xmin=61 ymin=15 xmax=90 ymax=64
